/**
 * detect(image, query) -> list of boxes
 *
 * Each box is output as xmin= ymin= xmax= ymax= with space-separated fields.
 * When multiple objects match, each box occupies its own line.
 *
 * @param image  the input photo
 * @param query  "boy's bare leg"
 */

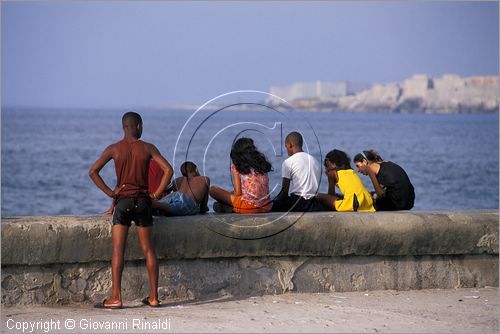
xmin=136 ymin=226 xmax=159 ymax=306
xmin=106 ymin=224 xmax=129 ymax=307
xmin=316 ymin=193 xmax=336 ymax=210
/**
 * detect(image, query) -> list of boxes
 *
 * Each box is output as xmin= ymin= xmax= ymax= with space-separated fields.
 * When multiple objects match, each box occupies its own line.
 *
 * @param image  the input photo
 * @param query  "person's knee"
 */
xmin=137 ymin=241 xmax=156 ymax=258
xmin=209 ymin=185 xmax=218 ymax=194
xmin=144 ymin=247 xmax=157 ymax=259
xmin=209 ymin=186 xmax=222 ymax=199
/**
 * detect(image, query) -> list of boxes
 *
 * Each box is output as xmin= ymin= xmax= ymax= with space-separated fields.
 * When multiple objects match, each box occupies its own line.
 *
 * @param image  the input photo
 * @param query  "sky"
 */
xmin=2 ymin=1 xmax=499 ymax=108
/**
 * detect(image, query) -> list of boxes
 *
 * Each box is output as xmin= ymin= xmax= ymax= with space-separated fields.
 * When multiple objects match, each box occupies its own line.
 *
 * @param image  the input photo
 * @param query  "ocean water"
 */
xmin=1 ymin=107 xmax=498 ymax=216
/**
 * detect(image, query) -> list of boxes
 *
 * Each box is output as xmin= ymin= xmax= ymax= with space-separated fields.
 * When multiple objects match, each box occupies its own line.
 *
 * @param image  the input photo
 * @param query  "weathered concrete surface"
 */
xmin=1 ymin=288 xmax=498 ymax=333
xmin=2 ymin=255 xmax=497 ymax=306
xmin=2 ymin=211 xmax=498 ymax=265
xmin=1 ymin=211 xmax=498 ymax=306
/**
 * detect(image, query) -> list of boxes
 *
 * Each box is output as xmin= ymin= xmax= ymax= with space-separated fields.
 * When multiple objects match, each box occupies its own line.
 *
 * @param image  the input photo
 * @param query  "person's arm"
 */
xmin=276 ymin=160 xmax=291 ymax=201
xmin=200 ymin=177 xmax=211 ymax=213
xmin=89 ymin=145 xmax=120 ymax=198
xmin=148 ymin=144 xmax=173 ymax=200
xmin=367 ymin=168 xmax=385 ymax=197
xmin=276 ymin=177 xmax=291 ymax=202
xmin=326 ymin=170 xmax=338 ymax=196
xmin=103 ymin=201 xmax=115 ymax=216
xmin=166 ymin=177 xmax=181 ymax=193
xmin=231 ymin=164 xmax=242 ymax=196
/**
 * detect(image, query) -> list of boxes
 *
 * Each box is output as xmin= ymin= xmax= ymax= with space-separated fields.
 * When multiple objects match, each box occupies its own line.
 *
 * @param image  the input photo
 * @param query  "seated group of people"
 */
xmin=114 ymin=131 xmax=415 ymax=216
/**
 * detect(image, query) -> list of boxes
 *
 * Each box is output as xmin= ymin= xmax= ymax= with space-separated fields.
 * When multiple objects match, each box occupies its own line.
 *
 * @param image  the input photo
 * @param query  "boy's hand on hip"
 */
xmin=112 ymin=184 xmax=126 ymax=198
xmin=150 ymin=192 xmax=159 ymax=201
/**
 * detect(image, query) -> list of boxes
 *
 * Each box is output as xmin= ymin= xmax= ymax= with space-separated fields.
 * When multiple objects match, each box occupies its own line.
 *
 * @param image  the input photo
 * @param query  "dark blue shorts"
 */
xmin=113 ymin=197 xmax=153 ymax=227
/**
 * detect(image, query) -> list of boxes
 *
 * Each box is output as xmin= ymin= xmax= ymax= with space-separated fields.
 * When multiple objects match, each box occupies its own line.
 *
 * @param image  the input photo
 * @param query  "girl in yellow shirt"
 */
xmin=317 ymin=149 xmax=375 ymax=212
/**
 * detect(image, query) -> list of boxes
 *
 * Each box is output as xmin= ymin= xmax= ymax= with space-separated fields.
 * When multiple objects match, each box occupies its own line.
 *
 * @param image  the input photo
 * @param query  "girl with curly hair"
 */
xmin=317 ymin=149 xmax=375 ymax=212
xmin=210 ymin=137 xmax=273 ymax=213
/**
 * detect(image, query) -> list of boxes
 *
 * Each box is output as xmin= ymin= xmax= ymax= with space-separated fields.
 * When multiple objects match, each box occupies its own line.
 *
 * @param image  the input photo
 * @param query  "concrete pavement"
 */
xmin=1 ymin=287 xmax=498 ymax=333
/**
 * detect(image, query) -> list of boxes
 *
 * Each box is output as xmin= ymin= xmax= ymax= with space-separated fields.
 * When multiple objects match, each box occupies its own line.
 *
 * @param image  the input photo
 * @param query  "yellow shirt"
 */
xmin=335 ymin=169 xmax=376 ymax=212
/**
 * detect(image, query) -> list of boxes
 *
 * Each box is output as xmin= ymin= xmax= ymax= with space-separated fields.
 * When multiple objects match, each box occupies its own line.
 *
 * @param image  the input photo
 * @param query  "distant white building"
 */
xmin=402 ymin=74 xmax=434 ymax=98
xmin=269 ymin=81 xmax=369 ymax=104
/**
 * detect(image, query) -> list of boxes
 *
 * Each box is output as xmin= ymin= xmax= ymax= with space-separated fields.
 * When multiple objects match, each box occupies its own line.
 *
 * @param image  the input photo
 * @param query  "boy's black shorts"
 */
xmin=113 ymin=197 xmax=153 ymax=227
xmin=271 ymin=194 xmax=326 ymax=212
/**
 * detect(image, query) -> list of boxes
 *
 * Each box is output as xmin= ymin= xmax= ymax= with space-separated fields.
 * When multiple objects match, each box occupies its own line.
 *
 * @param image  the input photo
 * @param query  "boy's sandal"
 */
xmin=94 ymin=299 xmax=123 ymax=310
xmin=142 ymin=297 xmax=161 ymax=308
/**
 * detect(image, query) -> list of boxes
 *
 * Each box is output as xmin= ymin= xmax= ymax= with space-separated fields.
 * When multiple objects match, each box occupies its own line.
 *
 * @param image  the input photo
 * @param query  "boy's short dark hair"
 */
xmin=122 ymin=112 xmax=142 ymax=127
xmin=285 ymin=131 xmax=303 ymax=148
xmin=180 ymin=161 xmax=197 ymax=176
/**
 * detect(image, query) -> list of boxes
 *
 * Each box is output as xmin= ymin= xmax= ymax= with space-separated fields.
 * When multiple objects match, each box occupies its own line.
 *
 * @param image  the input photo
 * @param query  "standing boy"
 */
xmin=89 ymin=112 xmax=173 ymax=308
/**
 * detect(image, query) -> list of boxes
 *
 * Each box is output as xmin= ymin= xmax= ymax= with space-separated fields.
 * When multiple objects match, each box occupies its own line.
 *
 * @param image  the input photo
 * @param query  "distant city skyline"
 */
xmin=2 ymin=1 xmax=498 ymax=108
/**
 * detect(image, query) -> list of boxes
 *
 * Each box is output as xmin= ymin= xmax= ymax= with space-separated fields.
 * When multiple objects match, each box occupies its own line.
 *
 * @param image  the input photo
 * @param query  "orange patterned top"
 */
xmin=232 ymin=164 xmax=272 ymax=209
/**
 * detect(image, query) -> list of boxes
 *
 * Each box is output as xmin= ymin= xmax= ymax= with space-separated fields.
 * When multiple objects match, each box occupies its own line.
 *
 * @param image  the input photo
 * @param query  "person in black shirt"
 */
xmin=353 ymin=150 xmax=415 ymax=210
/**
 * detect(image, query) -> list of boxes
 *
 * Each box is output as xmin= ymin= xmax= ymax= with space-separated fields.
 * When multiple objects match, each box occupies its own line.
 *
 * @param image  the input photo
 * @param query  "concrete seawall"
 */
xmin=1 ymin=211 xmax=498 ymax=306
